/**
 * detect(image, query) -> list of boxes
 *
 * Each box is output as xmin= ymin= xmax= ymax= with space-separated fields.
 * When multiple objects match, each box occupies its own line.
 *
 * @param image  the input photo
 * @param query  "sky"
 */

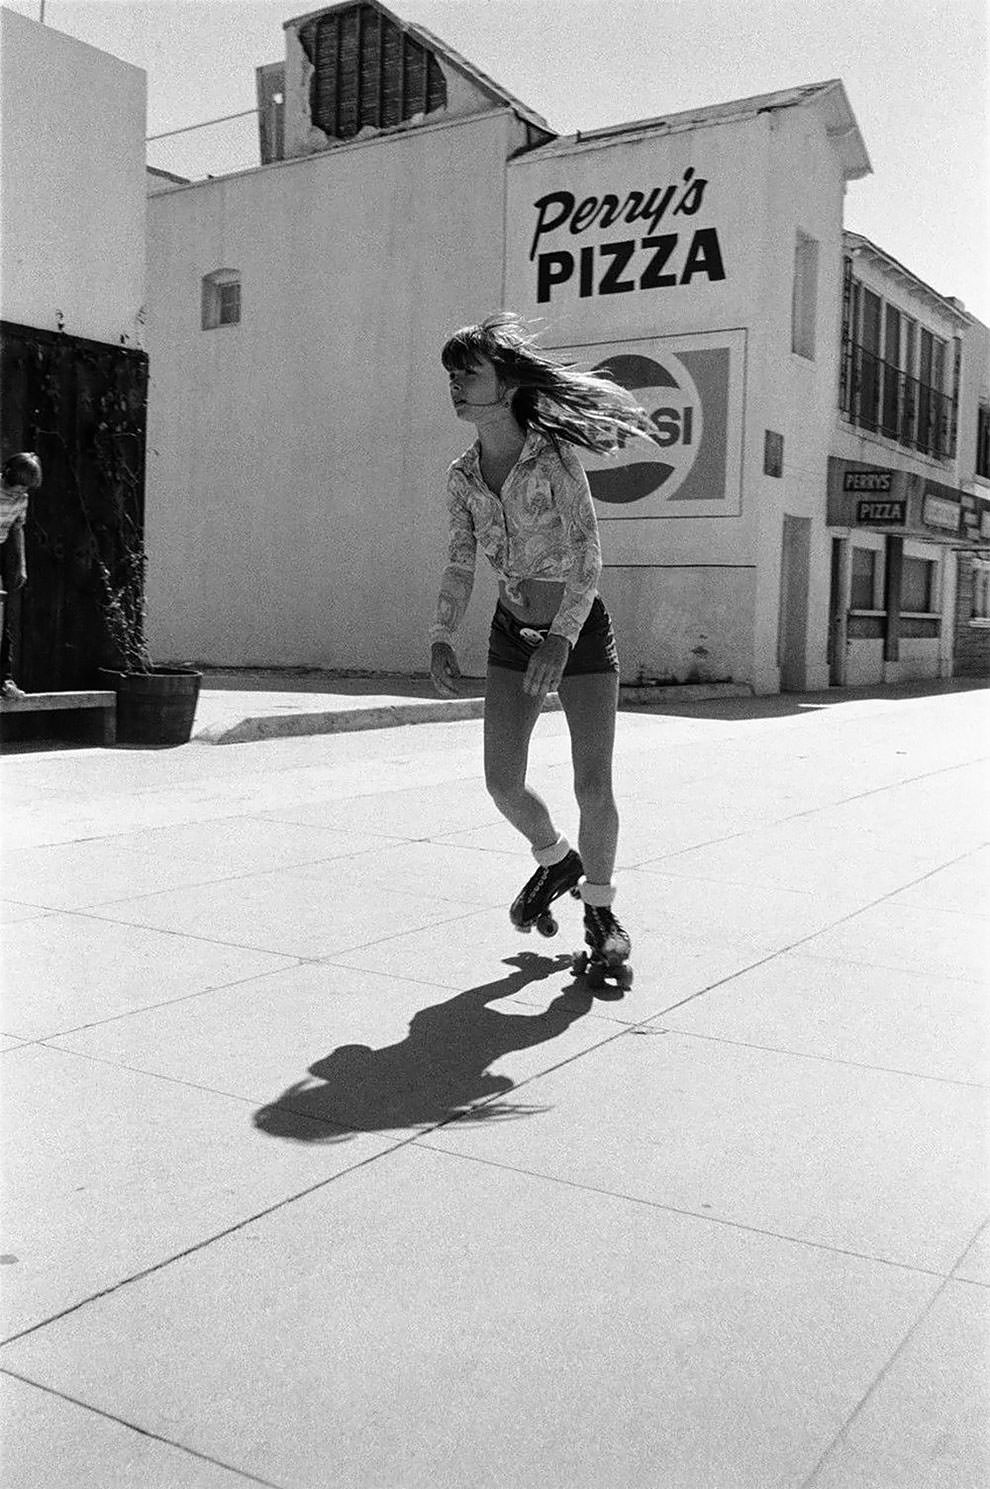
xmin=6 ymin=0 xmax=989 ymax=320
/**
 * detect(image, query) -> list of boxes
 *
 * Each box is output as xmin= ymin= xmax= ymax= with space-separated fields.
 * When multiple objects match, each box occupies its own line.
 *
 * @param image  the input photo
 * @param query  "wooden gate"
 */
xmin=0 ymin=321 xmax=148 ymax=691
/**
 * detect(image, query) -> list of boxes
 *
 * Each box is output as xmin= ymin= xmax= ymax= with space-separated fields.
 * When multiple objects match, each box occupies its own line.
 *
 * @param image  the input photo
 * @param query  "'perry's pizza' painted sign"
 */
xmin=528 ymin=171 xmax=726 ymax=304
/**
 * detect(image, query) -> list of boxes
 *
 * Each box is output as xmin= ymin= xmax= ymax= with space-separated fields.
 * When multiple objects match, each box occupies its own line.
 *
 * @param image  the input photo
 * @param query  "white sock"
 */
xmin=579 ymin=879 xmax=616 ymax=908
xmin=533 ymin=834 xmax=571 ymax=868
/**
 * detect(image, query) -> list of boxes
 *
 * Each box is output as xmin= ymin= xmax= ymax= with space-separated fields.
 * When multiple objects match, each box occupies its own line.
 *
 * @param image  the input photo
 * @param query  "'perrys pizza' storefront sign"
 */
xmin=827 ymin=460 xmax=966 ymax=543
xmin=528 ymin=170 xmax=726 ymax=304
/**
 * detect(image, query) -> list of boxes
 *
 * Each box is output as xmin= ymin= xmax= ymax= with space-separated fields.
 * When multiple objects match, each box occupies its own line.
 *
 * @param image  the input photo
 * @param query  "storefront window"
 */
xmin=850 ymin=547 xmax=880 ymax=610
xmin=972 ymin=561 xmax=990 ymax=622
xmin=901 ymin=554 xmax=936 ymax=614
xmin=977 ymin=407 xmax=990 ymax=480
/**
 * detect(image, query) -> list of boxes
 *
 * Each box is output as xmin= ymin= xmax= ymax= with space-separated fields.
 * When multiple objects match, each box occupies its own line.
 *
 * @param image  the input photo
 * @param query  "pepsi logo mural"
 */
xmin=583 ymin=352 xmax=703 ymax=505
xmin=559 ymin=334 xmax=745 ymax=521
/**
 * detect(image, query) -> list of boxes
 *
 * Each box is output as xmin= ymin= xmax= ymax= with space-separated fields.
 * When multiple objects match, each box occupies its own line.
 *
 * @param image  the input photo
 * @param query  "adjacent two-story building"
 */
xmin=143 ymin=0 xmax=989 ymax=689
xmin=826 ymin=234 xmax=990 ymax=685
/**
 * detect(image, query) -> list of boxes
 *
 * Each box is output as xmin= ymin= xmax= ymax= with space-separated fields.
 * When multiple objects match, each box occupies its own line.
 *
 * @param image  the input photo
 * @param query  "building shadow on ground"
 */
xmin=253 ymin=950 xmax=599 ymax=1142
xmin=620 ymin=676 xmax=988 ymax=724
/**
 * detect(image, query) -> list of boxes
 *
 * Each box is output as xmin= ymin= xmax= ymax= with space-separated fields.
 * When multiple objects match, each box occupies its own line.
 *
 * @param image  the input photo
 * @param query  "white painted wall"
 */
xmin=0 ymin=7 xmax=146 ymax=346
xmin=748 ymin=106 xmax=849 ymax=693
xmin=145 ymin=111 xmax=524 ymax=672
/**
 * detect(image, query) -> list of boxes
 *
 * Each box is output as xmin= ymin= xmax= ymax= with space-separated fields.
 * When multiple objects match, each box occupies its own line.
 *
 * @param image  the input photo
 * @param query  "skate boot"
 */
xmin=573 ymin=881 xmax=633 ymax=991
xmin=510 ymin=837 xmax=583 ymax=938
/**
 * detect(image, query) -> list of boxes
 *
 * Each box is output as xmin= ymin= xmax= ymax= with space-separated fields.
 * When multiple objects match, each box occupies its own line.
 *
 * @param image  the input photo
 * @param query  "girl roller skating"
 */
xmin=430 ymin=314 xmax=651 ymax=990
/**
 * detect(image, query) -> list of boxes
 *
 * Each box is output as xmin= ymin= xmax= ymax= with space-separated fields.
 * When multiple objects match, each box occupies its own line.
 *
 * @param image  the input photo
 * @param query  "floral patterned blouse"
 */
xmin=430 ymin=428 xmax=602 ymax=648
xmin=0 ymin=490 xmax=29 ymax=544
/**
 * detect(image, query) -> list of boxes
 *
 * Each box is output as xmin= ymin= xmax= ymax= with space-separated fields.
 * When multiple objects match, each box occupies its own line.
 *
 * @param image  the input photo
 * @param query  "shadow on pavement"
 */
xmin=253 ymin=950 xmax=596 ymax=1142
xmin=621 ymin=677 xmax=988 ymax=723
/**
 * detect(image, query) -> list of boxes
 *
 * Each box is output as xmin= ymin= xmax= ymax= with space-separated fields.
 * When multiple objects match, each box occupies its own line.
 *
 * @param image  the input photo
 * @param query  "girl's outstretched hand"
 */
xmin=430 ymin=642 xmax=463 ymax=697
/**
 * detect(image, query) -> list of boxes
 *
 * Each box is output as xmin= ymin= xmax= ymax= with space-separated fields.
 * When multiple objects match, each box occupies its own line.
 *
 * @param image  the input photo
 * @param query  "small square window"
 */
xmin=202 ymin=270 xmax=241 ymax=330
xmin=764 ymin=430 xmax=783 ymax=478
xmin=218 ymin=282 xmax=241 ymax=325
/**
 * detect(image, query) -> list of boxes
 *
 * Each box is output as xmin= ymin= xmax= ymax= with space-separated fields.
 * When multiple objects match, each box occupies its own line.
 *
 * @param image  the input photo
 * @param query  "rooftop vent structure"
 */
xmin=257 ymin=1 xmax=552 ymax=163
xmin=297 ymin=2 xmax=446 ymax=142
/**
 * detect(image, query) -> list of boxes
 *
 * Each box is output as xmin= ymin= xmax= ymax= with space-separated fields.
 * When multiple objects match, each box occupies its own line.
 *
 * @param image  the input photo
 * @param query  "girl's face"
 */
xmin=448 ymin=355 xmax=506 ymax=421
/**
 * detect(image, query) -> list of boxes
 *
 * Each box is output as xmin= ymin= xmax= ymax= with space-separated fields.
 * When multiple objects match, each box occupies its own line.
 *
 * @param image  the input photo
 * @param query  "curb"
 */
xmin=193 ymin=681 xmax=753 ymax=744
xmin=195 ymin=693 xmax=563 ymax=745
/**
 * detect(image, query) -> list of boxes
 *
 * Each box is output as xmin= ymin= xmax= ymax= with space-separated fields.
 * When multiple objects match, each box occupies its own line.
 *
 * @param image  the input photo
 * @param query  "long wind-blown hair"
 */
xmin=441 ymin=312 xmax=657 ymax=456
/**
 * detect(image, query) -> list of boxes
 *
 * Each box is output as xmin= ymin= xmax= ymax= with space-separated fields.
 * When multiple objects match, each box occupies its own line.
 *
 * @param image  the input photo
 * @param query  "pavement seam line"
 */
xmin=0 ymin=1131 xmax=426 ymax=1348
xmin=619 ymin=755 xmax=990 ymax=865
xmin=29 ymin=1038 xmax=449 ymax=1152
xmin=409 ymin=1141 xmax=953 ymax=1280
xmin=649 ymin=1026 xmax=987 ymax=1089
xmin=7 ymin=959 xmax=311 ymax=1042
xmin=640 ymin=841 xmax=988 ymax=1030
xmin=797 ymin=1214 xmax=990 ymax=1489
xmin=31 ymin=1038 xmax=345 ymax=1115
xmin=0 ymin=1366 xmax=285 ymax=1487
xmin=778 ymin=946 xmax=986 ymax=985
xmin=33 ymin=897 xmax=488 ymax=962
xmin=5 ymin=854 xmax=495 ymax=914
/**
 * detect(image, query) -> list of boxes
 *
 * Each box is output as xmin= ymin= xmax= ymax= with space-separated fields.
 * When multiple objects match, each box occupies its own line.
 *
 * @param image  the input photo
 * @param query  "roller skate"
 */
xmin=572 ymin=882 xmax=633 ymax=992
xmin=510 ymin=838 xmax=583 ymax=939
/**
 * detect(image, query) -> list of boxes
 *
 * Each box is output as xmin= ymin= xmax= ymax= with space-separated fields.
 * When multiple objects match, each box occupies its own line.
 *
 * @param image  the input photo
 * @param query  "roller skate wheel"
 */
xmin=617 ymin=964 xmax=634 ymax=989
xmin=572 ymin=951 xmax=589 ymax=975
xmin=587 ymin=963 xmax=606 ymax=991
xmin=536 ymin=912 xmax=558 ymax=938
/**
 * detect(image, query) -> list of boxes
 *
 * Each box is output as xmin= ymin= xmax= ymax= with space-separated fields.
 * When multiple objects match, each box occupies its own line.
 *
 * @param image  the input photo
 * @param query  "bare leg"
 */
xmin=484 ymin=663 xmax=558 ymax=850
xmin=557 ymin=670 xmax=620 ymax=884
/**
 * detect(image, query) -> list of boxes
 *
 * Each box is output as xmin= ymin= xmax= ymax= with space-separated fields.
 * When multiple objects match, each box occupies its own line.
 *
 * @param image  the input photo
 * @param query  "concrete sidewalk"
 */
xmin=1 ymin=680 xmax=987 ymax=1487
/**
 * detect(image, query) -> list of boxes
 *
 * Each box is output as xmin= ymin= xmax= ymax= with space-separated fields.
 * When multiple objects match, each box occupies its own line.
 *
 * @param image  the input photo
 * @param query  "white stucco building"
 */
xmin=143 ymin=0 xmax=988 ymax=689
xmin=500 ymin=83 xmax=867 ymax=694
xmin=0 ymin=5 xmax=146 ymax=347
xmin=0 ymin=7 xmax=150 ymax=694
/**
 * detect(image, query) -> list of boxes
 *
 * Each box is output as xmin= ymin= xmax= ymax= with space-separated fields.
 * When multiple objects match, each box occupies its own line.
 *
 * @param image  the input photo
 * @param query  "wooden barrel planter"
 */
xmin=99 ymin=666 xmax=202 ymax=745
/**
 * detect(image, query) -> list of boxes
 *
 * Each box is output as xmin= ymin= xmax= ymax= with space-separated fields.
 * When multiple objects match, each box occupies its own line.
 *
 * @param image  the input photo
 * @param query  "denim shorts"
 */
xmin=488 ymin=595 xmax=619 ymax=676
